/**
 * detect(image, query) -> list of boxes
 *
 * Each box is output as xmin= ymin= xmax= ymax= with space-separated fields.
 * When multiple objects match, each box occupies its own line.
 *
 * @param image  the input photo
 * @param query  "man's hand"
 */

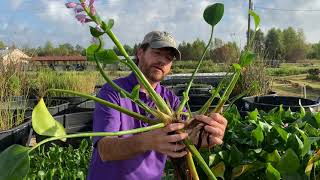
xmin=139 ymin=123 xmax=188 ymax=158
xmin=193 ymin=113 xmax=227 ymax=148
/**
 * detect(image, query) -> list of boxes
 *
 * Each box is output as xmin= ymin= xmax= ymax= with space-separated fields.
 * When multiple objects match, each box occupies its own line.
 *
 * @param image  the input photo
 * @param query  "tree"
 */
xmin=265 ymin=28 xmax=283 ymax=60
xmin=0 ymin=40 xmax=5 ymax=48
xmin=211 ymin=42 xmax=240 ymax=63
xmin=178 ymin=41 xmax=193 ymax=60
xmin=113 ymin=44 xmax=134 ymax=56
xmin=307 ymin=41 xmax=320 ymax=59
xmin=38 ymin=41 xmax=55 ymax=56
xmin=191 ymin=38 xmax=207 ymax=60
xmin=282 ymin=27 xmax=307 ymax=62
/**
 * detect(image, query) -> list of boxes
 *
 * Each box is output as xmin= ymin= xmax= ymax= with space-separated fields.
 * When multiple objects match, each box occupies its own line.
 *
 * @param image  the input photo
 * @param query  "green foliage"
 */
xmin=0 ymin=40 xmax=5 ymax=48
xmin=203 ymin=3 xmax=224 ymax=26
xmin=32 ymin=98 xmax=67 ymax=141
xmin=201 ymin=105 xmax=320 ymax=179
xmin=113 ymin=44 xmax=134 ymax=56
xmin=211 ymin=42 xmax=240 ymax=63
xmin=34 ymin=69 xmax=98 ymax=97
xmin=86 ymin=44 xmax=119 ymax=64
xmin=265 ymin=28 xmax=283 ymax=60
xmin=26 ymin=139 xmax=91 ymax=180
xmin=282 ymin=27 xmax=307 ymax=62
xmin=0 ymin=145 xmax=30 ymax=180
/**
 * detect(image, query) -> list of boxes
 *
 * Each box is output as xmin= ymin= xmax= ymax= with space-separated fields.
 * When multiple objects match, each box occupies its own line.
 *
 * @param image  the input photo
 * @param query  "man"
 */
xmin=87 ymin=31 xmax=227 ymax=180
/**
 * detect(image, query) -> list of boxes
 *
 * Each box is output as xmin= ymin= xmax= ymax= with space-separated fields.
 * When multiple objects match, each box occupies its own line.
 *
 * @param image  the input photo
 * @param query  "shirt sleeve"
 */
xmin=92 ymin=85 xmax=121 ymax=147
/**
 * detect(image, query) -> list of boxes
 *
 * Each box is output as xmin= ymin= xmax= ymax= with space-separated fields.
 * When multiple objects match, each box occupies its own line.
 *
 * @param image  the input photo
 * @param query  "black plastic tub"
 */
xmin=0 ymin=98 xmax=69 ymax=117
xmin=242 ymin=95 xmax=320 ymax=112
xmin=0 ymin=119 xmax=31 ymax=152
xmin=35 ymin=110 xmax=93 ymax=148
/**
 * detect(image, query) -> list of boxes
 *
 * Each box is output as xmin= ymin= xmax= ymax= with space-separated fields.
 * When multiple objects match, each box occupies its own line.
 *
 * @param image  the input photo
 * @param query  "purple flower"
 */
xmin=66 ymin=0 xmax=96 ymax=24
xmin=65 ymin=2 xmax=78 ymax=8
xmin=74 ymin=7 xmax=84 ymax=13
xmin=90 ymin=6 xmax=96 ymax=15
xmin=75 ymin=14 xmax=92 ymax=23
xmin=89 ymin=0 xmax=95 ymax=7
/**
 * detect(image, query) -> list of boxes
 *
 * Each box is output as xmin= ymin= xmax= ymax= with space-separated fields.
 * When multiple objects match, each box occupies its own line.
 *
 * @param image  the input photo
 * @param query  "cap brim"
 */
xmin=150 ymin=40 xmax=181 ymax=60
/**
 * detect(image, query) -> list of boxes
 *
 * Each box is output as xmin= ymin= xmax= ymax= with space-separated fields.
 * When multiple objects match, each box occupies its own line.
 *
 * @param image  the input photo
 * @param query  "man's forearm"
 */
xmin=97 ymin=134 xmax=147 ymax=161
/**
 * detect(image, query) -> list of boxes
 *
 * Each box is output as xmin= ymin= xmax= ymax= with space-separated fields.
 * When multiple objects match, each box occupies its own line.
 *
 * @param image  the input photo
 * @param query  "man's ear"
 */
xmin=136 ymin=48 xmax=143 ymax=60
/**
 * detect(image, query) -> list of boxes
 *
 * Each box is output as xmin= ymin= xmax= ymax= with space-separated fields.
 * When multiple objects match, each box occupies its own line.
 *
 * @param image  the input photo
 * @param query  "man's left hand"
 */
xmin=193 ymin=113 xmax=227 ymax=148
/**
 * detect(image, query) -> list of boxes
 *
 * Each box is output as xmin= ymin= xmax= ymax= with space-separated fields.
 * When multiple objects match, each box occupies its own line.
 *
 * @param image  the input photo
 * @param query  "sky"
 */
xmin=1 ymin=0 xmax=320 ymax=49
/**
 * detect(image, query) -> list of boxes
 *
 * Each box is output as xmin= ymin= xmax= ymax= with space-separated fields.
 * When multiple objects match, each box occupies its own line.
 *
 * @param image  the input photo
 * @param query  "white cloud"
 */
xmin=10 ymin=0 xmax=24 ymax=10
xmin=2 ymin=0 xmax=320 ymax=48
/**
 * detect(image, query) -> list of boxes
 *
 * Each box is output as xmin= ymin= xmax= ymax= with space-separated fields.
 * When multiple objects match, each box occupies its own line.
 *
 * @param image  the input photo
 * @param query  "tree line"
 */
xmin=1 ymin=27 xmax=320 ymax=62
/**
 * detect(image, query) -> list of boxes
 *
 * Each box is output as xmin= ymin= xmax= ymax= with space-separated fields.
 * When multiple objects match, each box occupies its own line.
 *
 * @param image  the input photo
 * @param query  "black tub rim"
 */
xmin=242 ymin=95 xmax=320 ymax=109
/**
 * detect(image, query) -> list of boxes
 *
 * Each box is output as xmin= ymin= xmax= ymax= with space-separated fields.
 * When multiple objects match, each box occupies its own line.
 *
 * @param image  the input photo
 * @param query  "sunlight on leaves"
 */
xmin=32 ymin=98 xmax=66 ymax=141
xmin=249 ymin=10 xmax=260 ymax=31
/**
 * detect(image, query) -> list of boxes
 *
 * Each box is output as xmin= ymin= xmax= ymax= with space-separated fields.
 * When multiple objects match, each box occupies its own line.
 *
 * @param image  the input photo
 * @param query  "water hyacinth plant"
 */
xmin=0 ymin=1 xmax=266 ymax=179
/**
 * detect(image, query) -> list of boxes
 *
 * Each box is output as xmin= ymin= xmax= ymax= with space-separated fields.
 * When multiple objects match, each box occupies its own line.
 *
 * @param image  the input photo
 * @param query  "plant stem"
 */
xmin=177 ymin=26 xmax=214 ymax=113
xmin=46 ymin=89 xmax=158 ymax=125
xmin=29 ymin=123 xmax=165 ymax=152
xmin=212 ymin=69 xmax=241 ymax=113
xmin=85 ymin=8 xmax=172 ymax=118
xmin=93 ymin=38 xmax=157 ymax=118
xmin=184 ymin=139 xmax=217 ymax=180
xmin=186 ymin=151 xmax=200 ymax=180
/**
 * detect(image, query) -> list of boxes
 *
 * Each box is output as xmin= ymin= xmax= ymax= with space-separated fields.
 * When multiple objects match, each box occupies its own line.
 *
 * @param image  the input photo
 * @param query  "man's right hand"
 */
xmin=139 ymin=123 xmax=188 ymax=158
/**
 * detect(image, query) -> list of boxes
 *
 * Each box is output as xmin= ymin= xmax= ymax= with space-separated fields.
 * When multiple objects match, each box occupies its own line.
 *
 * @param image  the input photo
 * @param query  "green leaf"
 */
xmin=203 ymin=3 xmax=224 ymax=26
xmin=86 ymin=44 xmax=120 ymax=64
xmin=230 ymin=145 xmax=243 ymax=166
xmin=108 ymin=19 xmax=114 ymax=29
xmin=90 ymin=26 xmax=104 ymax=37
xmin=248 ymin=108 xmax=259 ymax=121
xmin=239 ymin=51 xmax=255 ymax=67
xmin=211 ymin=161 xmax=225 ymax=180
xmin=232 ymin=164 xmax=253 ymax=179
xmin=287 ymin=134 xmax=303 ymax=156
xmin=265 ymin=150 xmax=281 ymax=163
xmin=208 ymin=154 xmax=219 ymax=167
xmin=251 ymin=125 xmax=264 ymax=145
xmin=101 ymin=19 xmax=114 ymax=30
xmin=277 ymin=149 xmax=300 ymax=174
xmin=249 ymin=10 xmax=260 ymax=31
xmin=32 ymin=98 xmax=66 ymax=141
xmin=131 ymin=84 xmax=140 ymax=100
xmin=232 ymin=63 xmax=241 ymax=71
xmin=0 ymin=145 xmax=30 ymax=180
xmin=273 ymin=125 xmax=288 ymax=142
xmin=295 ymin=127 xmax=311 ymax=157
xmin=266 ymin=163 xmax=280 ymax=180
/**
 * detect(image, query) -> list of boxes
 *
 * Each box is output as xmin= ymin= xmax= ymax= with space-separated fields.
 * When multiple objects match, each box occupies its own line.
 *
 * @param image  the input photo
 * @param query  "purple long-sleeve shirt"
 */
xmin=87 ymin=73 xmax=181 ymax=180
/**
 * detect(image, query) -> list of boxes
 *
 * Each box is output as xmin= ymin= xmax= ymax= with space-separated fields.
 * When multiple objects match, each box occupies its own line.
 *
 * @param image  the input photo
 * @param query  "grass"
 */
xmin=267 ymin=59 xmax=320 ymax=76
xmin=0 ymin=58 xmax=30 ymax=130
xmin=271 ymin=74 xmax=320 ymax=100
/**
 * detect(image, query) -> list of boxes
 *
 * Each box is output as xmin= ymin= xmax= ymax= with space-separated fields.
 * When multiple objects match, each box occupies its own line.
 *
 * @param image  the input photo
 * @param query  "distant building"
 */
xmin=0 ymin=48 xmax=30 ymax=68
xmin=30 ymin=55 xmax=135 ymax=71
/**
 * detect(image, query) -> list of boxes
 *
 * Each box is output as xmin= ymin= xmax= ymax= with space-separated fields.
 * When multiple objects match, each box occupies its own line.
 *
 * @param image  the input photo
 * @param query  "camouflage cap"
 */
xmin=141 ymin=31 xmax=181 ymax=60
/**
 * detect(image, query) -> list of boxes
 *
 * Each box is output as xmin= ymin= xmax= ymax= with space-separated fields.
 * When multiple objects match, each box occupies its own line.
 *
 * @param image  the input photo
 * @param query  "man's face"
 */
xmin=137 ymin=47 xmax=174 ymax=84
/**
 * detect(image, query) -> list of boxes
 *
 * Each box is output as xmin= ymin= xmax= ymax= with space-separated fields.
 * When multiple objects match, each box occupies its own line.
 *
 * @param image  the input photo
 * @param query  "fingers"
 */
xmin=162 ymin=123 xmax=185 ymax=133
xmin=195 ymin=113 xmax=227 ymax=127
xmin=164 ymin=149 xmax=187 ymax=158
xmin=165 ymin=133 xmax=188 ymax=143
xmin=209 ymin=135 xmax=223 ymax=147
xmin=204 ymin=125 xmax=224 ymax=138
xmin=209 ymin=113 xmax=228 ymax=126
